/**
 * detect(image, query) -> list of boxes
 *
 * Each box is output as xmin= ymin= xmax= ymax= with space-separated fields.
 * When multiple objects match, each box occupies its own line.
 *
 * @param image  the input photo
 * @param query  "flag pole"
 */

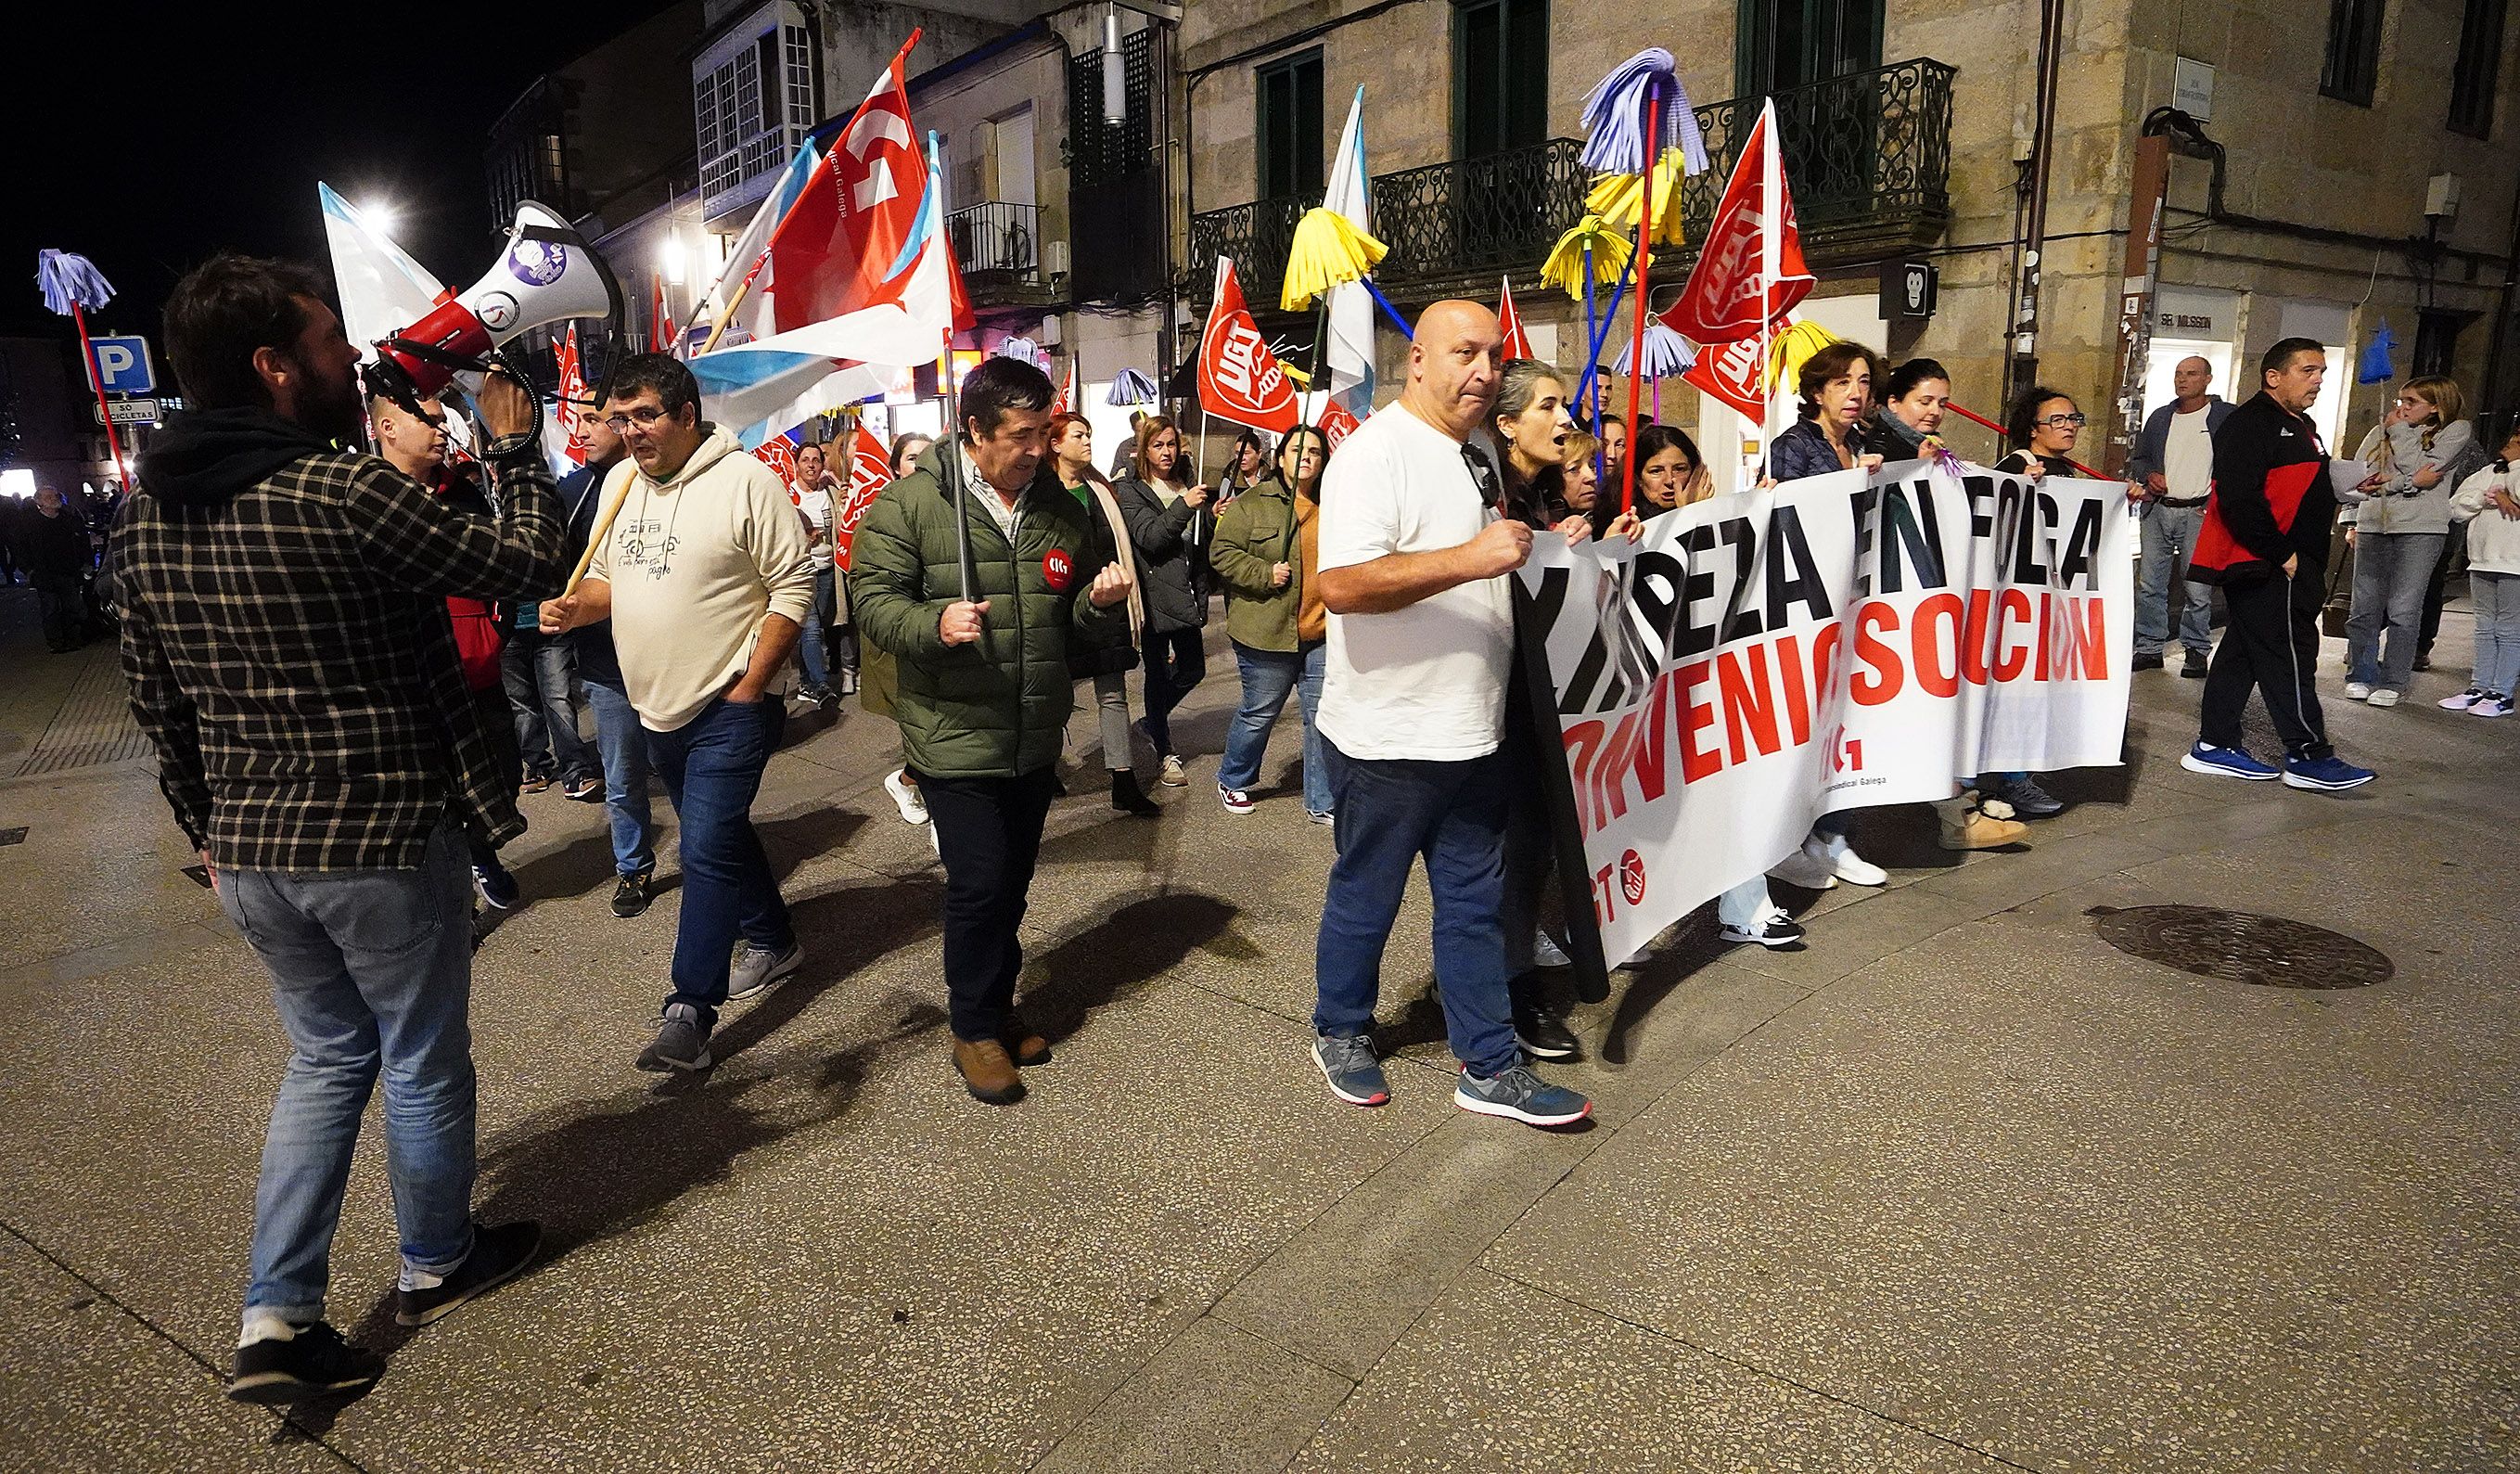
xmin=1618 ymin=94 xmax=1662 ymax=517
xmin=1583 ymin=244 xmax=1604 ymax=475
xmin=70 ymin=302 xmax=128 ymax=484
xmin=1758 ymin=99 xmax=1783 ymax=470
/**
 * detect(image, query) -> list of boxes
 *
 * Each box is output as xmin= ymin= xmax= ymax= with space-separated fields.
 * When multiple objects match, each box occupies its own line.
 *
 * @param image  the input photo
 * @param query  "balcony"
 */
xmin=946 ymin=201 xmax=1056 ymax=312
xmin=1189 ymin=58 xmax=1954 ymax=310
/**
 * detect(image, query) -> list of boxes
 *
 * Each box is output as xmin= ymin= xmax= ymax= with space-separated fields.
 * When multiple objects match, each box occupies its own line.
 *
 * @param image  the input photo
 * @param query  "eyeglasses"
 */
xmin=2038 ymin=413 xmax=2088 ymax=429
xmin=1461 ymin=444 xmax=1501 ymax=508
xmin=601 ymin=405 xmax=673 ymax=431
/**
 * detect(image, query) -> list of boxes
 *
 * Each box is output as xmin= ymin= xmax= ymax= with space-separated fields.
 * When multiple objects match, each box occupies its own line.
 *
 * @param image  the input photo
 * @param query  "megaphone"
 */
xmin=364 ymin=201 xmax=620 ymax=414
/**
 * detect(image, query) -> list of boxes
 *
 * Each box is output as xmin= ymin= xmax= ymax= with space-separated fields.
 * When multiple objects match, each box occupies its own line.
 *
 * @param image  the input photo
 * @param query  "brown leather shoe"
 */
xmin=952 ymin=1037 xmax=1025 ymax=1105
xmin=1003 ymin=1018 xmax=1051 ymax=1068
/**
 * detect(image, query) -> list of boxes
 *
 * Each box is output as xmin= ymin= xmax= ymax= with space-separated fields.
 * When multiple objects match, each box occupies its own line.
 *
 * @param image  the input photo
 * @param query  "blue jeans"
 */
xmin=2347 ymin=530 xmax=2448 ymax=691
xmin=583 ymin=674 xmax=656 ymax=878
xmin=2472 ymin=570 xmax=2520 ymax=696
xmin=1216 ymin=640 xmax=1329 ymax=813
xmin=215 ymin=822 xmax=477 ymax=1322
xmin=502 ymin=629 xmax=595 ymax=783
xmin=2136 ymin=501 xmax=2213 ymax=656
xmin=1313 ymin=741 xmax=1516 ymax=1077
xmin=647 ymin=695 xmax=793 ymax=1021
xmin=799 ymin=566 xmax=834 ymax=689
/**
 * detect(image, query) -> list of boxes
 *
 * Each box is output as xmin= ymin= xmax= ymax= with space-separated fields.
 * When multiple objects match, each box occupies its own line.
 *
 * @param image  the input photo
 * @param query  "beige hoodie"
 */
xmin=586 ymin=424 xmax=815 ymax=731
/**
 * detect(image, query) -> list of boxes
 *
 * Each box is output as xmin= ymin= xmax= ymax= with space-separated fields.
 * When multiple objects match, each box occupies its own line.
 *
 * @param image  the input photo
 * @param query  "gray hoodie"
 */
xmin=2347 ymin=417 xmax=2478 ymax=535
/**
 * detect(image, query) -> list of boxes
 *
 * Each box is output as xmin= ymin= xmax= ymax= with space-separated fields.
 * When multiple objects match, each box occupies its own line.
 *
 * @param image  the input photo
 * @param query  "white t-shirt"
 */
xmin=2165 ymin=406 xmax=2214 ymax=500
xmin=797 ymin=483 xmax=836 ymax=570
xmin=1315 ymin=403 xmax=1514 ymax=762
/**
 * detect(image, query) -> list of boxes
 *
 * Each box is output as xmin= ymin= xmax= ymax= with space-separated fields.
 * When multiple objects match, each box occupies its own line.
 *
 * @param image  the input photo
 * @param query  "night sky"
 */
xmin=2 ymin=3 xmax=678 ymax=341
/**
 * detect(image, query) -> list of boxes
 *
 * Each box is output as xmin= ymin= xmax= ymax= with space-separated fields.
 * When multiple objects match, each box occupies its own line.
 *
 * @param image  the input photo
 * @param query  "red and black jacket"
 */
xmin=2189 ymin=391 xmax=2336 ymax=584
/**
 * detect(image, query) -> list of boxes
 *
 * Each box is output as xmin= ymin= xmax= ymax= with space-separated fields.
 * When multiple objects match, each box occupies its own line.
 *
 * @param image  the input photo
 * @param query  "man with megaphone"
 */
xmin=542 ymin=354 xmax=816 ymax=1074
xmin=114 ymin=254 xmax=561 ymax=1404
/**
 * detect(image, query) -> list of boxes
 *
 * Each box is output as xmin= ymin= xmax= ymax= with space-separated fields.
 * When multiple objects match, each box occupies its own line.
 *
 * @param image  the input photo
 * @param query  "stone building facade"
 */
xmin=1180 ymin=0 xmax=2520 ymax=486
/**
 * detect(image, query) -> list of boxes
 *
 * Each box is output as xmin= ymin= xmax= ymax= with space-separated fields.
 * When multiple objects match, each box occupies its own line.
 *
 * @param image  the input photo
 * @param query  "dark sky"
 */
xmin=1 ymin=3 xmax=677 ymax=341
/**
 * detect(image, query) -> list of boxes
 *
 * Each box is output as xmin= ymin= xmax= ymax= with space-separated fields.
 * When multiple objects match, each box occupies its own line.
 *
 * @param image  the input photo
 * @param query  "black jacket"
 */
xmin=21 ymin=506 xmax=93 ymax=581
xmin=2191 ymin=391 xmax=2335 ymax=583
xmin=1112 ymin=477 xmax=1209 ymax=633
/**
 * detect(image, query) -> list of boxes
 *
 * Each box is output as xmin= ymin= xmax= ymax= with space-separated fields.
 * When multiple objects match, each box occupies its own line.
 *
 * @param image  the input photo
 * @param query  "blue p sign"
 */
xmin=88 ymin=336 xmax=154 ymax=395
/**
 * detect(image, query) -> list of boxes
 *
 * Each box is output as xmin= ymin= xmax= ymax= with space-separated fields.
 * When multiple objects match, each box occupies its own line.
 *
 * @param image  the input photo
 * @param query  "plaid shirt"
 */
xmin=115 ymin=433 xmax=562 ymax=872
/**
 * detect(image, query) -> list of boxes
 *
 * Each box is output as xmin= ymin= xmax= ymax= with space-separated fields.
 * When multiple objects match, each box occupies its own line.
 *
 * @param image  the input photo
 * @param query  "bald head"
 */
xmin=1402 ymin=300 xmax=1506 ymax=442
xmin=2172 ymin=355 xmax=2213 ymax=404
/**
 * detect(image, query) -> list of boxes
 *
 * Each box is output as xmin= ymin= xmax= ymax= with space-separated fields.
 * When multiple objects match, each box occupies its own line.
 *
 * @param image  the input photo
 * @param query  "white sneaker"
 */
xmin=2366 ymin=687 xmax=2401 ymax=708
xmin=1828 ymin=843 xmax=1888 ymax=887
xmin=2439 ymin=688 xmax=2485 ymax=711
xmin=884 ymin=768 xmax=929 ymax=826
xmin=1159 ymin=754 xmax=1188 ymax=788
xmin=2472 ymin=693 xmax=2513 ymax=718
xmin=1767 ymin=844 xmax=1837 ymax=891
xmin=2343 ymin=682 xmax=2373 ymax=701
xmin=1532 ymin=929 xmax=1572 ymax=968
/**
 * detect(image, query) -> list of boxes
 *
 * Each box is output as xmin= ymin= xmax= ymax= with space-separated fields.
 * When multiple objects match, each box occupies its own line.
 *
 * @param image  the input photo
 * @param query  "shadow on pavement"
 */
xmin=1598 ymin=909 xmax=1731 ymax=1067
xmin=757 ymin=804 xmax=872 ymax=881
xmin=1016 ymin=889 xmax=1242 ymax=1045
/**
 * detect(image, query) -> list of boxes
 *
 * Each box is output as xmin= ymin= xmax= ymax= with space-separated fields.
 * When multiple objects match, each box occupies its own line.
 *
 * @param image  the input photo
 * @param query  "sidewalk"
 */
xmin=0 ymin=599 xmax=2512 ymax=1473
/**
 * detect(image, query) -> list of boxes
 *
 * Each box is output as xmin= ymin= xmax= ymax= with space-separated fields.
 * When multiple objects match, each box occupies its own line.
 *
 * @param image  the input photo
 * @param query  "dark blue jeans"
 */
xmin=1216 ymin=640 xmax=1329 ymax=813
xmin=647 ymin=695 xmax=792 ymax=1022
xmin=582 ymin=674 xmax=656 ymax=878
xmin=502 ymin=629 xmax=596 ymax=784
xmin=1313 ymin=741 xmax=1516 ymax=1077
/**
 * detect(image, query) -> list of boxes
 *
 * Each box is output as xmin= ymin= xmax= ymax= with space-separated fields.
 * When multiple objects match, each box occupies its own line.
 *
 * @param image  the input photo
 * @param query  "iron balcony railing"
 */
xmin=1190 ymin=58 xmax=1955 ymax=305
xmin=947 ymin=201 xmax=1041 ymax=280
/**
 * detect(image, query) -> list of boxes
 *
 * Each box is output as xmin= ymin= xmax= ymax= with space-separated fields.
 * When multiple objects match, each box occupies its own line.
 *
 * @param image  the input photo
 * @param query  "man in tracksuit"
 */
xmin=2181 ymin=338 xmax=2377 ymax=792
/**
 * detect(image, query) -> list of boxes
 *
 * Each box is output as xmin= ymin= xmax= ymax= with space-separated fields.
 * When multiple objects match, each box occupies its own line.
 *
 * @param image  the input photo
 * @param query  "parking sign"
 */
xmin=86 ymin=336 xmax=154 ymax=395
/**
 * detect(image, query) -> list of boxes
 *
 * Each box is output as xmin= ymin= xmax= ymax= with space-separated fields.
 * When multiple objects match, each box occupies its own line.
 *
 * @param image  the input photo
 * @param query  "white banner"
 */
xmin=1518 ymin=459 xmax=2132 ymax=967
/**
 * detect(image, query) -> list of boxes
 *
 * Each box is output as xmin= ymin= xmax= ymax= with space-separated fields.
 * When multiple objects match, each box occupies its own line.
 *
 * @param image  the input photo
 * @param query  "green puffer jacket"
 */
xmin=849 ymin=455 xmax=1126 ymax=778
xmin=1210 ymin=479 xmax=1308 ymax=652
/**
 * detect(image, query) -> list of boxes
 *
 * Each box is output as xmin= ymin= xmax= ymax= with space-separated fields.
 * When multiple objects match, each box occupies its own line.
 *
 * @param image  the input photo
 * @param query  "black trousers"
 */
xmin=1139 ymin=626 xmax=1207 ymax=757
xmin=33 ymin=575 xmax=83 ymax=648
xmin=915 ymin=764 xmax=1058 ymax=1042
xmin=2200 ymin=567 xmax=2333 ymax=760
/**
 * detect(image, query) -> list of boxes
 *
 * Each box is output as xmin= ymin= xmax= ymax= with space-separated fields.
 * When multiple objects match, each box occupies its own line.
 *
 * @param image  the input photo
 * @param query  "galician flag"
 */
xmin=691 ymin=135 xmax=829 ymax=350
xmin=1317 ymin=87 xmax=1375 ymax=423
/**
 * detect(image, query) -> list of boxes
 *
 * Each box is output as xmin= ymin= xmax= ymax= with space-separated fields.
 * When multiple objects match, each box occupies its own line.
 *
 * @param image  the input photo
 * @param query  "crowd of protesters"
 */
xmin=101 ymin=243 xmax=2507 ymax=1411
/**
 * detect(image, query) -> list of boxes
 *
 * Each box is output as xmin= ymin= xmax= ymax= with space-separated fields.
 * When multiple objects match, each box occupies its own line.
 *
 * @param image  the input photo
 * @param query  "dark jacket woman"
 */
xmin=1112 ymin=477 xmax=1210 ymax=633
xmin=1768 ymin=417 xmax=1866 ymax=483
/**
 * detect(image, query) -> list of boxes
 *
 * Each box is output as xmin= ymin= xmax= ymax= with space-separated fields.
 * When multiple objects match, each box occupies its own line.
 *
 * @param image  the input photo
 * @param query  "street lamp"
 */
xmin=660 ymin=233 xmax=687 ymax=287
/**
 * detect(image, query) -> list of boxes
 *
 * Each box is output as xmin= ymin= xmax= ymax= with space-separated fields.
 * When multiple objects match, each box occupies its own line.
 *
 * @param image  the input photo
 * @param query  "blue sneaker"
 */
xmin=472 ymin=860 xmax=520 ymax=910
xmin=1454 ymin=1063 xmax=1592 ymax=1127
xmin=2180 ymin=742 xmax=2280 ymax=781
xmin=2282 ymin=753 xmax=2376 ymax=792
xmin=1312 ymin=1033 xmax=1388 ymax=1107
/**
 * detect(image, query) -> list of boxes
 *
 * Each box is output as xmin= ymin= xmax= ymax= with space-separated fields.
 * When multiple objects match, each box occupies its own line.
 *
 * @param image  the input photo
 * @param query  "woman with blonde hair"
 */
xmin=1112 ymin=416 xmax=1212 ymax=783
xmin=2345 ymin=374 xmax=2476 ymax=706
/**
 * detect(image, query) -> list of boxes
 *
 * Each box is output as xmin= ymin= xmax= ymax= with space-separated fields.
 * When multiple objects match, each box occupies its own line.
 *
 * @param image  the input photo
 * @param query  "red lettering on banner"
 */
xmin=1959 ymin=589 xmax=1994 ymax=686
xmin=1995 ymin=589 xmax=2035 ymax=679
xmin=1677 ymin=660 xmax=1720 ymax=782
xmin=1912 ymin=592 xmax=1964 ymax=698
xmin=2071 ymin=596 xmax=2108 ymax=675
xmin=1593 ymin=711 xmax=1640 ymax=826
xmin=1811 ymin=622 xmax=1844 ymax=705
xmin=2035 ymin=592 xmax=2053 ymax=680
xmin=1717 ymin=647 xmax=1783 ymax=764
xmin=1592 ymin=863 xmax=1617 ymax=925
xmin=1773 ymin=632 xmax=1813 ymax=746
xmin=1630 ymin=670 xmax=1672 ymax=806
xmin=1562 ymin=719 xmax=1606 ymax=833
xmin=1851 ymin=604 xmax=1904 ymax=705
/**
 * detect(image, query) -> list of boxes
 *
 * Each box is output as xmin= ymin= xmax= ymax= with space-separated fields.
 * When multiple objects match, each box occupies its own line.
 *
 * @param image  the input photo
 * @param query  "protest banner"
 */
xmin=1516 ymin=460 xmax=2132 ymax=974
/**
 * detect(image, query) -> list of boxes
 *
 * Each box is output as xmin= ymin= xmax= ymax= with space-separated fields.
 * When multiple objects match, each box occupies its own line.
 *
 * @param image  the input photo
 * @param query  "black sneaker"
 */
xmin=1987 ymin=775 xmax=2065 ymax=818
xmin=636 ymin=1002 xmax=712 ymax=1072
xmin=610 ymin=869 xmax=655 ymax=919
xmin=2181 ymin=648 xmax=2209 ymax=679
xmin=1513 ymin=1006 xmax=1580 ymax=1061
xmin=226 ymin=1321 xmax=384 ymax=1404
xmin=562 ymin=775 xmax=604 ymax=802
xmin=2131 ymin=650 xmax=2164 ymax=671
xmin=394 ymin=1221 xmax=544 ymax=1328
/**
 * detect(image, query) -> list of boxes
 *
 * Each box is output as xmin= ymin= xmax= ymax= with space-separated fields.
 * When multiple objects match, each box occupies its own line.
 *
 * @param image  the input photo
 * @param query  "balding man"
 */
xmin=1307 ymin=301 xmax=1590 ymax=1129
xmin=2126 ymin=355 xmax=2233 ymax=676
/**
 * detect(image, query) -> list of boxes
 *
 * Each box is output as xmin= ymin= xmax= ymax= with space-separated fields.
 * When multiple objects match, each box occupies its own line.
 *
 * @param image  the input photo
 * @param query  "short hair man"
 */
xmin=2182 ymin=338 xmax=2376 ymax=790
xmin=543 ymin=405 xmax=660 ymax=917
xmin=1308 ymin=300 xmax=1591 ymax=1128
xmin=119 ymin=255 xmax=558 ymax=1402
xmin=2124 ymin=355 xmax=2234 ymax=676
xmin=849 ymin=357 xmax=1133 ymax=1105
xmin=24 ymin=481 xmax=95 ymax=651
xmin=546 ymin=354 xmax=816 ymax=1071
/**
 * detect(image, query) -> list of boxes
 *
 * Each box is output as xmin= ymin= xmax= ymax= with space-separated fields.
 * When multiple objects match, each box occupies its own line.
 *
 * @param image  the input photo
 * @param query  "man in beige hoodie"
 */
xmin=545 ymin=355 xmax=814 ymax=1071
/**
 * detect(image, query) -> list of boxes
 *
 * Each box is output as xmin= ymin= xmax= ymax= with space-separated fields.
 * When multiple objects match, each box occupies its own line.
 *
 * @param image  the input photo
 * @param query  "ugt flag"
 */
xmin=1661 ymin=101 xmax=1813 ymax=344
xmin=1197 ymin=257 xmax=1299 ymax=435
xmin=834 ymin=421 xmax=896 ymax=570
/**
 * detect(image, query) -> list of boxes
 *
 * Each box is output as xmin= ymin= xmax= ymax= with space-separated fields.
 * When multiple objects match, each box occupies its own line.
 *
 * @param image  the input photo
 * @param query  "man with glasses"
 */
xmin=544 ymin=354 xmax=816 ymax=1070
xmin=2125 ymin=356 xmax=2233 ymax=678
xmin=1307 ymin=301 xmax=1591 ymax=1129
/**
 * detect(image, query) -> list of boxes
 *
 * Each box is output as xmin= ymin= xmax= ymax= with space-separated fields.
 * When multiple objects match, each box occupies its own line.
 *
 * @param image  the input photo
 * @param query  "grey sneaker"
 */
xmin=1311 ymin=1033 xmax=1389 ymax=1107
xmin=636 ymin=1003 xmax=712 ymax=1072
xmin=1454 ymin=1063 xmax=1591 ymax=1127
xmin=726 ymin=940 xmax=803 ymax=1002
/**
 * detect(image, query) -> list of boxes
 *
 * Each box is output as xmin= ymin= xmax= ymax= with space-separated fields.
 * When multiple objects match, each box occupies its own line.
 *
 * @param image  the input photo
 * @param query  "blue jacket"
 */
xmin=2123 ymin=396 xmax=2235 ymax=488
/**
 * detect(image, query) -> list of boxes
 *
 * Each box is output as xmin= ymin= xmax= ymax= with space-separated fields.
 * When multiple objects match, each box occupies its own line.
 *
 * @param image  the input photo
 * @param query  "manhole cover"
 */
xmin=2087 ymin=905 xmax=2392 ymax=989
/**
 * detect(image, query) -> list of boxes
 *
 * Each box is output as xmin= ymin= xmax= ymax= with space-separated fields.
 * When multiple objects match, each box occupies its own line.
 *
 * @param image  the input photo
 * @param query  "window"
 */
xmin=2450 ymin=0 xmax=2506 ymax=135
xmin=1256 ymin=50 xmax=1324 ymax=201
xmin=696 ymin=11 xmax=816 ymax=214
xmin=1452 ymin=0 xmax=1548 ymax=160
xmin=2321 ymin=0 xmax=2386 ymax=106
xmin=2415 ymin=309 xmax=2475 ymax=378
xmin=1735 ymin=0 xmax=1883 ymax=96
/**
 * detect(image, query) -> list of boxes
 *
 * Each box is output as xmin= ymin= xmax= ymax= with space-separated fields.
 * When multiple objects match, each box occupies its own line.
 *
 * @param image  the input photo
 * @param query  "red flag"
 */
xmin=651 ymin=274 xmax=680 ymax=358
xmin=555 ymin=327 xmax=588 ymax=466
xmin=1498 ymin=276 xmax=1533 ymax=360
xmin=1051 ymin=357 xmax=1073 ymax=416
xmin=767 ymin=52 xmax=926 ymax=332
xmin=1681 ymin=320 xmax=1786 ymax=423
xmin=755 ymin=435 xmax=799 ymax=492
xmin=1661 ymin=106 xmax=1813 ymax=344
xmin=834 ymin=421 xmax=896 ymax=570
xmin=1319 ymin=400 xmax=1362 ymax=450
xmin=1197 ymin=257 xmax=1299 ymax=435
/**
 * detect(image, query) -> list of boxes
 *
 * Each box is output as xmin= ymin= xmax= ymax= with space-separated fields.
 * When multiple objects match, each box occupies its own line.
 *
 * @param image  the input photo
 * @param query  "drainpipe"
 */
xmin=2003 ymin=0 xmax=2066 ymax=410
